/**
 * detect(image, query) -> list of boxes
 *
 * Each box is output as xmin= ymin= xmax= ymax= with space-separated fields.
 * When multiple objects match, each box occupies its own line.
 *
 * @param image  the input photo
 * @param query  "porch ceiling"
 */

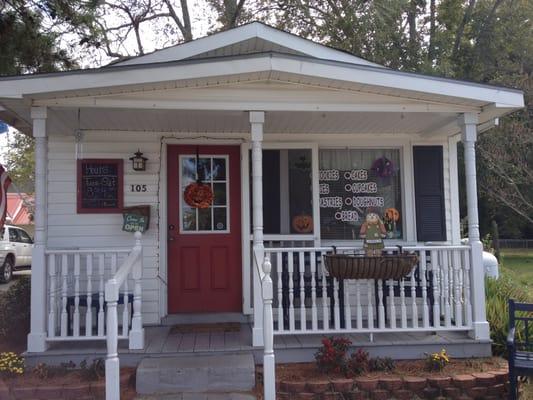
xmin=33 ymin=107 xmax=460 ymax=136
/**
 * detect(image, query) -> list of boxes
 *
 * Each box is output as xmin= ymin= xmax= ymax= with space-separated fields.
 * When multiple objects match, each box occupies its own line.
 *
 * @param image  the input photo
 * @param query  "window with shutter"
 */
xmin=413 ymin=146 xmax=446 ymax=242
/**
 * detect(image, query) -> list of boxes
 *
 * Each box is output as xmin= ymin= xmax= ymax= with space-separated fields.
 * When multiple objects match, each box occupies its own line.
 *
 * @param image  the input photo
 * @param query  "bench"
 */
xmin=507 ymin=299 xmax=533 ymax=400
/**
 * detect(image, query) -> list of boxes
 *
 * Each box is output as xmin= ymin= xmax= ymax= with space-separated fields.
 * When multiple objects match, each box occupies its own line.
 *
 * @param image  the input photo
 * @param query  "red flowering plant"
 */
xmin=314 ymin=336 xmax=352 ymax=374
xmin=347 ymin=348 xmax=370 ymax=376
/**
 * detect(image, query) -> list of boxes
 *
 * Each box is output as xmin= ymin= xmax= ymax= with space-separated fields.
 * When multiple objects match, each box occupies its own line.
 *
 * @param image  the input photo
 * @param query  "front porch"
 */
xmin=24 ymin=323 xmax=490 ymax=367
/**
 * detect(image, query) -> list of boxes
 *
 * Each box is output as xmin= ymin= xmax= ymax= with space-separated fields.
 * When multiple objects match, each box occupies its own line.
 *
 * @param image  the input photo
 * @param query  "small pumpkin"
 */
xmin=384 ymin=207 xmax=400 ymax=222
xmin=184 ymin=182 xmax=213 ymax=209
xmin=292 ymin=214 xmax=313 ymax=233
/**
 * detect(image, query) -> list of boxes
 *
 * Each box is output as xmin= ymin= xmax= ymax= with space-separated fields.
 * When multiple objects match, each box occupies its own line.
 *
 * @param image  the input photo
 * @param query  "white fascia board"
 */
xmin=114 ymin=22 xmax=380 ymax=68
xmin=0 ymin=54 xmax=524 ymax=113
xmin=271 ymin=57 xmax=524 ymax=109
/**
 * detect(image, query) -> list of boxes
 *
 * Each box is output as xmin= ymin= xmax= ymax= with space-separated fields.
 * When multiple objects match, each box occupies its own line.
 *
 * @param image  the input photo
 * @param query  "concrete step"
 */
xmin=136 ymin=353 xmax=255 ymax=395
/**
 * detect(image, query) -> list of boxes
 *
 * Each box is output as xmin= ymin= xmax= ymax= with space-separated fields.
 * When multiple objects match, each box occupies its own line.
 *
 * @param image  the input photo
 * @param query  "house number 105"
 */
xmin=131 ymin=184 xmax=147 ymax=192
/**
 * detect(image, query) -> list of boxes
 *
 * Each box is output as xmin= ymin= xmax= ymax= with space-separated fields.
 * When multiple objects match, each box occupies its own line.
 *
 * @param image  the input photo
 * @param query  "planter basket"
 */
xmin=323 ymin=253 xmax=418 ymax=280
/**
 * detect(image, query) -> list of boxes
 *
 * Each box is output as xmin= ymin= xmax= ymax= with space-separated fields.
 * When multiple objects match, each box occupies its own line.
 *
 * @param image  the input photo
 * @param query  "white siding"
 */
xmin=47 ymin=131 xmax=162 ymax=324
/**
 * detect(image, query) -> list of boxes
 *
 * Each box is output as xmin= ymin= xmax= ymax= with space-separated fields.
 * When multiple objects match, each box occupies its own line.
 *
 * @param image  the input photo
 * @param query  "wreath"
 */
xmin=183 ymin=147 xmax=214 ymax=209
xmin=371 ymin=157 xmax=394 ymax=178
xmin=184 ymin=182 xmax=213 ymax=209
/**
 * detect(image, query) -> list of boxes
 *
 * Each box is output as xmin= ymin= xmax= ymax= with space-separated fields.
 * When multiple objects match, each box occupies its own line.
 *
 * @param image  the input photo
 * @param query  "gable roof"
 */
xmin=112 ymin=21 xmax=382 ymax=68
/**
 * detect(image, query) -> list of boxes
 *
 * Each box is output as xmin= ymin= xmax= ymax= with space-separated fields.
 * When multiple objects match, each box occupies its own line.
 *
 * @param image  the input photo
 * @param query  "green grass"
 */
xmin=500 ymin=249 xmax=533 ymax=286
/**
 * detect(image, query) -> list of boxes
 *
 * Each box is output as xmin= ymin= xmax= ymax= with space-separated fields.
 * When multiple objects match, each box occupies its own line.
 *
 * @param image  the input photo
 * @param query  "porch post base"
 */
xmin=27 ymin=332 xmax=48 ymax=353
xmin=469 ymin=321 xmax=490 ymax=341
xmin=129 ymin=328 xmax=145 ymax=350
xmin=252 ymin=326 xmax=264 ymax=347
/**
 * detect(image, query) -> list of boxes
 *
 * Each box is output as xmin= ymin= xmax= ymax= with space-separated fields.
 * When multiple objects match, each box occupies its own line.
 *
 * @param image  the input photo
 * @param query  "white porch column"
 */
xmin=460 ymin=113 xmax=490 ymax=340
xmin=27 ymin=106 xmax=48 ymax=352
xmin=250 ymin=111 xmax=265 ymax=347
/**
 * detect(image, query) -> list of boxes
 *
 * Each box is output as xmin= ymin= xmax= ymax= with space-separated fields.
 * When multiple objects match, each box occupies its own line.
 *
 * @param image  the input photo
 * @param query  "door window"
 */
xmin=8 ymin=228 xmax=20 ymax=242
xmin=17 ymin=229 xmax=33 ymax=244
xmin=179 ymin=155 xmax=229 ymax=233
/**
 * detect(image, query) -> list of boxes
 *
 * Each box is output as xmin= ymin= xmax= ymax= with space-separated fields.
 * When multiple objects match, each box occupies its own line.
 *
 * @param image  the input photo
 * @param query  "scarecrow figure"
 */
xmin=359 ymin=211 xmax=387 ymax=256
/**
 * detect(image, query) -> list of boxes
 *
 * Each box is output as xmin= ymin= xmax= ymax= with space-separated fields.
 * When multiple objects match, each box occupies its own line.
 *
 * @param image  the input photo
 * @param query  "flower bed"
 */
xmin=269 ymin=358 xmax=510 ymax=400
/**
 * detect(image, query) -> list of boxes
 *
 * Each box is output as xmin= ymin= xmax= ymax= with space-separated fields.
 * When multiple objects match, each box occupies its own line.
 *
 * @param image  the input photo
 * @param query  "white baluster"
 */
xmin=111 ymin=253 xmax=117 ymax=276
xmin=73 ymin=254 xmax=81 ymax=337
xmin=356 ymin=280 xmax=362 ymax=329
xmin=442 ymin=251 xmax=452 ymax=327
xmin=420 ymin=251 xmax=429 ymax=328
xmin=431 ymin=250 xmax=440 ymax=328
xmin=453 ymin=250 xmax=463 ymax=327
xmin=388 ymin=279 xmax=396 ymax=329
xmin=47 ymin=254 xmax=56 ymax=338
xmin=85 ymin=254 xmax=93 ymax=336
xmin=321 ymin=253 xmax=329 ymax=330
xmin=276 ymin=252 xmax=283 ymax=332
xmin=122 ymin=269 xmax=130 ymax=337
xmin=400 ymin=277 xmax=407 ymax=328
xmin=463 ymin=249 xmax=472 ymax=327
xmin=288 ymin=252 xmax=295 ymax=331
xmin=409 ymin=263 xmax=418 ymax=329
xmin=344 ymin=280 xmax=352 ymax=330
xmin=377 ymin=280 xmax=385 ymax=329
xmin=298 ymin=252 xmax=306 ymax=331
xmin=98 ymin=254 xmax=105 ymax=336
xmin=333 ymin=278 xmax=340 ymax=330
xmin=367 ymin=280 xmax=374 ymax=329
xmin=60 ymin=254 xmax=68 ymax=337
xmin=310 ymin=252 xmax=318 ymax=331
xmin=105 ymin=286 xmax=120 ymax=400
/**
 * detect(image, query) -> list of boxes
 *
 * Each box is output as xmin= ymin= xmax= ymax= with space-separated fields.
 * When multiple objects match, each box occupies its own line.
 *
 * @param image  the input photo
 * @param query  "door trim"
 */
xmin=163 ymin=142 xmax=246 ymax=315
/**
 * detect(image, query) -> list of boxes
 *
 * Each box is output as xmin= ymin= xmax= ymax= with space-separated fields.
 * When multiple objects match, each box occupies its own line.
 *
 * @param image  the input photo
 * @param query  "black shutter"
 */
xmin=413 ymin=146 xmax=446 ymax=241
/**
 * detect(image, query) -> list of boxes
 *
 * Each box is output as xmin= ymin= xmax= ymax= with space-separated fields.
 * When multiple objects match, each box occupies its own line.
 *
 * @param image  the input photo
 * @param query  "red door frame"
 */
xmin=167 ymin=145 xmax=242 ymax=313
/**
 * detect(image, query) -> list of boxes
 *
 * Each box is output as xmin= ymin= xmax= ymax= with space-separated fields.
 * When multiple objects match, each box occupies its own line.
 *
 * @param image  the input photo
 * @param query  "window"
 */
xmin=180 ymin=155 xmax=229 ymax=232
xmin=250 ymin=149 xmax=313 ymax=235
xmin=8 ymin=228 xmax=19 ymax=242
xmin=319 ymin=149 xmax=402 ymax=240
xmin=18 ymin=229 xmax=33 ymax=244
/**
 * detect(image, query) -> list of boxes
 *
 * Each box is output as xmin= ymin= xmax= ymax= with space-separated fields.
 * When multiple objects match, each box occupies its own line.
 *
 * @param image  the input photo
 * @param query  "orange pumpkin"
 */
xmin=184 ymin=182 xmax=213 ymax=209
xmin=292 ymin=214 xmax=313 ymax=233
xmin=384 ymin=208 xmax=400 ymax=222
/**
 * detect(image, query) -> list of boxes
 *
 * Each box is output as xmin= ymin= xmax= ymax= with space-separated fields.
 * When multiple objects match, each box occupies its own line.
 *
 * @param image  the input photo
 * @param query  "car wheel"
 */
xmin=0 ymin=257 xmax=13 ymax=283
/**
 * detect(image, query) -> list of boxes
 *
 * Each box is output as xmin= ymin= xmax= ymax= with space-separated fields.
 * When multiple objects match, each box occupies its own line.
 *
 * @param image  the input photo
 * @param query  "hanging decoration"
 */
xmin=371 ymin=157 xmax=394 ymax=178
xmin=292 ymin=214 xmax=313 ymax=233
xmin=184 ymin=147 xmax=213 ymax=209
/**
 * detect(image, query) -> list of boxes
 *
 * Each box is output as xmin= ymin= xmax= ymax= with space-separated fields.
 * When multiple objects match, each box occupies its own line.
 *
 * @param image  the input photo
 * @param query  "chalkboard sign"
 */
xmin=122 ymin=205 xmax=150 ymax=233
xmin=77 ymin=159 xmax=124 ymax=213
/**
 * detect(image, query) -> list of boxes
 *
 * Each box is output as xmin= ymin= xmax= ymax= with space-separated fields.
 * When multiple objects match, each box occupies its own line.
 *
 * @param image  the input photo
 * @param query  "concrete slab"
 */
xmin=136 ymin=354 xmax=255 ymax=395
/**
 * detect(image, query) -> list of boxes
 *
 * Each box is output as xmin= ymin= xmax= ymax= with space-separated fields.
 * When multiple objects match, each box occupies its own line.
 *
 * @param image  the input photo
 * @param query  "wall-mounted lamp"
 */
xmin=130 ymin=149 xmax=148 ymax=171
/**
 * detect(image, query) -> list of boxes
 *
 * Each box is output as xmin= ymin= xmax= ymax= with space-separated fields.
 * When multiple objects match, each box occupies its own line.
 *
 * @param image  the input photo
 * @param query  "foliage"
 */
xmin=485 ymin=267 xmax=533 ymax=356
xmin=347 ymin=348 xmax=369 ymax=376
xmin=79 ymin=358 xmax=105 ymax=381
xmin=0 ymin=277 xmax=31 ymax=345
xmin=4 ymin=131 xmax=35 ymax=192
xmin=368 ymin=356 xmax=395 ymax=372
xmin=32 ymin=361 xmax=76 ymax=380
xmin=425 ymin=349 xmax=450 ymax=372
xmin=314 ymin=337 xmax=351 ymax=374
xmin=0 ymin=352 xmax=25 ymax=377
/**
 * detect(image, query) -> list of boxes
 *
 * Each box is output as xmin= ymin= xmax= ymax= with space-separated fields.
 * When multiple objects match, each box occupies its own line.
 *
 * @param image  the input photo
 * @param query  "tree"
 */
xmin=4 ymin=131 xmax=35 ymax=193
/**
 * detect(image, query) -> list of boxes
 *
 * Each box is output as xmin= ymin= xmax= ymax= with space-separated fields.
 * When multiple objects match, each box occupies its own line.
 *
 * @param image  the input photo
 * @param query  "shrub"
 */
xmin=0 ymin=277 xmax=31 ymax=344
xmin=315 ymin=337 xmax=351 ymax=374
xmin=80 ymin=359 xmax=105 ymax=381
xmin=485 ymin=268 xmax=533 ymax=356
xmin=368 ymin=356 xmax=395 ymax=372
xmin=0 ymin=352 xmax=25 ymax=377
xmin=425 ymin=349 xmax=449 ymax=372
xmin=347 ymin=349 xmax=369 ymax=376
xmin=33 ymin=361 xmax=76 ymax=380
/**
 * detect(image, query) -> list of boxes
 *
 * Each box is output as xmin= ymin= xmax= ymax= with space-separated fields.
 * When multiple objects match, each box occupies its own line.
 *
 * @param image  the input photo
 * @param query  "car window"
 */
xmin=17 ymin=229 xmax=32 ymax=244
xmin=8 ymin=228 xmax=20 ymax=242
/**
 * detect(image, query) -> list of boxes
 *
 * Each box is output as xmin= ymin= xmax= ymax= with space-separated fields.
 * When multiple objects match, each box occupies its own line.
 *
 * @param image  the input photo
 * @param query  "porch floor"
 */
xmin=24 ymin=324 xmax=491 ymax=366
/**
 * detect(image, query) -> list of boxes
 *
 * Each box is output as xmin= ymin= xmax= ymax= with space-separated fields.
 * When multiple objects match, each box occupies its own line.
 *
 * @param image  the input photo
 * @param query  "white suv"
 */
xmin=0 ymin=225 xmax=33 ymax=283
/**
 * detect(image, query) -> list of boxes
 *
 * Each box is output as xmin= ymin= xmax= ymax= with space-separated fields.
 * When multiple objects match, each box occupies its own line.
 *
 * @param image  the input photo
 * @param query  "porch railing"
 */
xmin=44 ymin=233 xmax=144 ymax=400
xmin=264 ymin=245 xmax=473 ymax=336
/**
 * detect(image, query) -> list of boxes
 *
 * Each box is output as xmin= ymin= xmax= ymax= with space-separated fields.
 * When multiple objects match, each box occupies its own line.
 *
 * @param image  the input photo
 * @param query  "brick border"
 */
xmin=0 ymin=369 xmax=135 ymax=400
xmin=278 ymin=369 xmax=510 ymax=400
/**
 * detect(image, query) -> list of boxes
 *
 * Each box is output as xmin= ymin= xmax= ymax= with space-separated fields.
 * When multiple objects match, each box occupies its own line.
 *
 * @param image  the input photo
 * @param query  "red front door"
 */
xmin=167 ymin=145 xmax=242 ymax=313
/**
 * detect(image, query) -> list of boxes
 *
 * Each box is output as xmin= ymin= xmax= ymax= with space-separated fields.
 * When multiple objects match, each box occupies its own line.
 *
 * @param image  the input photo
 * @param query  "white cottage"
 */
xmin=0 ymin=22 xmax=524 ymax=399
